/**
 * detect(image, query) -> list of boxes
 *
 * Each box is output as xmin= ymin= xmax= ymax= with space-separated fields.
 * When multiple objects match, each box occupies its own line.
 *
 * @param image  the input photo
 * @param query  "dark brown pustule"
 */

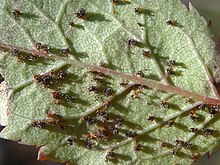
xmin=111 ymin=0 xmax=129 ymax=5
xmin=202 ymin=128 xmax=216 ymax=136
xmin=52 ymin=90 xmax=74 ymax=103
xmin=34 ymin=42 xmax=50 ymax=54
xmin=16 ymin=54 xmax=25 ymax=62
xmin=171 ymin=148 xmax=177 ymax=155
xmin=166 ymin=19 xmax=175 ymax=26
xmin=67 ymin=136 xmax=75 ymax=145
xmin=189 ymin=153 xmax=201 ymax=162
xmin=59 ymin=125 xmax=67 ymax=130
xmin=31 ymin=116 xmax=61 ymax=129
xmin=189 ymin=111 xmax=199 ymax=121
xmin=105 ymin=151 xmax=115 ymax=162
xmin=167 ymin=59 xmax=176 ymax=67
xmin=35 ymin=42 xmax=43 ymax=50
xmin=97 ymin=128 xmax=108 ymax=139
xmin=161 ymin=101 xmax=169 ymax=108
xmin=88 ymin=85 xmax=98 ymax=92
xmin=84 ymin=133 xmax=97 ymax=140
xmin=11 ymin=48 xmax=20 ymax=56
xmin=89 ymin=70 xmax=105 ymax=77
xmin=134 ymin=144 xmax=142 ymax=151
xmin=166 ymin=67 xmax=175 ymax=75
xmin=61 ymin=48 xmax=70 ymax=54
xmin=75 ymin=8 xmax=86 ymax=19
xmin=104 ymin=102 xmax=111 ymax=109
xmin=34 ymin=74 xmax=52 ymax=88
xmin=114 ymin=118 xmax=123 ymax=127
xmin=161 ymin=142 xmax=168 ymax=147
xmin=182 ymin=141 xmax=192 ymax=149
xmin=69 ymin=21 xmax=75 ymax=27
xmin=13 ymin=9 xmax=22 ymax=18
xmin=209 ymin=108 xmax=219 ymax=115
xmin=99 ymin=61 xmax=106 ymax=68
xmin=85 ymin=139 xmax=93 ymax=149
xmin=131 ymin=85 xmax=143 ymax=99
xmin=175 ymin=140 xmax=192 ymax=148
xmin=147 ymin=115 xmax=156 ymax=121
xmin=52 ymin=90 xmax=63 ymax=100
xmin=31 ymin=120 xmax=47 ymax=129
xmin=111 ymin=0 xmax=118 ymax=4
xmin=120 ymin=82 xmax=128 ymax=87
xmin=34 ymin=69 xmax=67 ymax=88
xmin=185 ymin=98 xmax=193 ymax=104
xmin=108 ymin=118 xmax=123 ymax=135
xmin=126 ymin=131 xmax=137 ymax=138
xmin=175 ymin=140 xmax=183 ymax=147
xmin=208 ymin=105 xmax=220 ymax=115
xmin=127 ymin=39 xmax=138 ymax=49
xmin=165 ymin=119 xmax=174 ymax=127
xmin=28 ymin=53 xmax=37 ymax=61
xmin=136 ymin=71 xmax=145 ymax=78
xmin=11 ymin=49 xmax=25 ymax=62
xmin=137 ymin=22 xmax=144 ymax=27
xmin=142 ymin=49 xmax=151 ymax=57
xmin=104 ymin=87 xmax=113 ymax=96
xmin=134 ymin=7 xmax=142 ymax=14
xmin=189 ymin=127 xmax=198 ymax=133
xmin=47 ymin=112 xmax=63 ymax=121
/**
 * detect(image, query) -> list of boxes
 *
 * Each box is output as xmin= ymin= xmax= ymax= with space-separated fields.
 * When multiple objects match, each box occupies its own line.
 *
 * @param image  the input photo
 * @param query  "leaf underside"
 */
xmin=0 ymin=0 xmax=220 ymax=164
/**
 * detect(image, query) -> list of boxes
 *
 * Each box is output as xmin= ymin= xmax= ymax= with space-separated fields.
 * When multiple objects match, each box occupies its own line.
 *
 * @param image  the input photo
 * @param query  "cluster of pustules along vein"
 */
xmin=5 ymin=3 xmax=220 ymax=163
xmin=8 ymin=37 xmax=220 ymax=163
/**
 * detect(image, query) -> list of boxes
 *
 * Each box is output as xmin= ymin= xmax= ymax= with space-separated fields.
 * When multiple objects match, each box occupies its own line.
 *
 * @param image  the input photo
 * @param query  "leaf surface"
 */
xmin=0 ymin=0 xmax=220 ymax=164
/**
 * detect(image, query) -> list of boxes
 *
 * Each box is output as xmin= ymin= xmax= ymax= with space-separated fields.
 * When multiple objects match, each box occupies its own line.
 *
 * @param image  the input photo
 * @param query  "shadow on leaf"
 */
xmin=86 ymin=12 xmax=110 ymax=22
xmin=21 ymin=12 xmax=39 ymax=19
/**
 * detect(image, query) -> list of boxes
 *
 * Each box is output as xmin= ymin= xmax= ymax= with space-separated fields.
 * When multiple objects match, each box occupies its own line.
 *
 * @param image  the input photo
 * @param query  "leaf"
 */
xmin=0 ymin=81 xmax=9 ymax=126
xmin=0 ymin=0 xmax=220 ymax=164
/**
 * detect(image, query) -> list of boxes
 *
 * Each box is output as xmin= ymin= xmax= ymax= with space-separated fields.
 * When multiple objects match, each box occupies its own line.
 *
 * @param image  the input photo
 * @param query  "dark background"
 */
xmin=1 ymin=0 xmax=220 ymax=164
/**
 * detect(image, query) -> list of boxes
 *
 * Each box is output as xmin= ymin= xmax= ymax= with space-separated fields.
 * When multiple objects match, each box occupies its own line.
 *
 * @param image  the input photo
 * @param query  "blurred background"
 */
xmin=0 ymin=0 xmax=220 ymax=164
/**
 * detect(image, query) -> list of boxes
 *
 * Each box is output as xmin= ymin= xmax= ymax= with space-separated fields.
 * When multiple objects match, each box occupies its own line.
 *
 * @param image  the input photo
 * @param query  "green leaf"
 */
xmin=0 ymin=0 xmax=220 ymax=164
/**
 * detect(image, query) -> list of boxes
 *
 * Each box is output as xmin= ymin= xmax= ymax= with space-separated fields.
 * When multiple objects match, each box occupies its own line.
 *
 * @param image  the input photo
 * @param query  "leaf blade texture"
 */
xmin=0 ymin=0 xmax=220 ymax=164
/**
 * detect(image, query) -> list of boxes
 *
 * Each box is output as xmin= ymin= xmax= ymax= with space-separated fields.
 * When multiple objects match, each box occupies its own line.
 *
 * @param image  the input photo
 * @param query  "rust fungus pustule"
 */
xmin=147 ymin=115 xmax=156 ymax=121
xmin=34 ymin=42 xmax=50 ymax=54
xmin=75 ymin=8 xmax=86 ymax=19
xmin=67 ymin=136 xmax=75 ymax=145
xmin=166 ymin=19 xmax=175 ymax=26
xmin=134 ymin=7 xmax=142 ymax=14
xmin=34 ymin=69 xmax=67 ymax=88
xmin=167 ymin=59 xmax=176 ymax=67
xmin=134 ymin=144 xmax=142 ymax=151
xmin=105 ymin=151 xmax=115 ymax=162
xmin=161 ymin=101 xmax=169 ymax=108
xmin=52 ymin=90 xmax=74 ymax=104
xmin=142 ymin=49 xmax=151 ymax=57
xmin=127 ymin=39 xmax=138 ymax=49
xmin=126 ymin=130 xmax=137 ymax=138
xmin=13 ymin=9 xmax=22 ymax=18
xmin=189 ymin=153 xmax=201 ymax=162
xmin=69 ymin=21 xmax=76 ymax=27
